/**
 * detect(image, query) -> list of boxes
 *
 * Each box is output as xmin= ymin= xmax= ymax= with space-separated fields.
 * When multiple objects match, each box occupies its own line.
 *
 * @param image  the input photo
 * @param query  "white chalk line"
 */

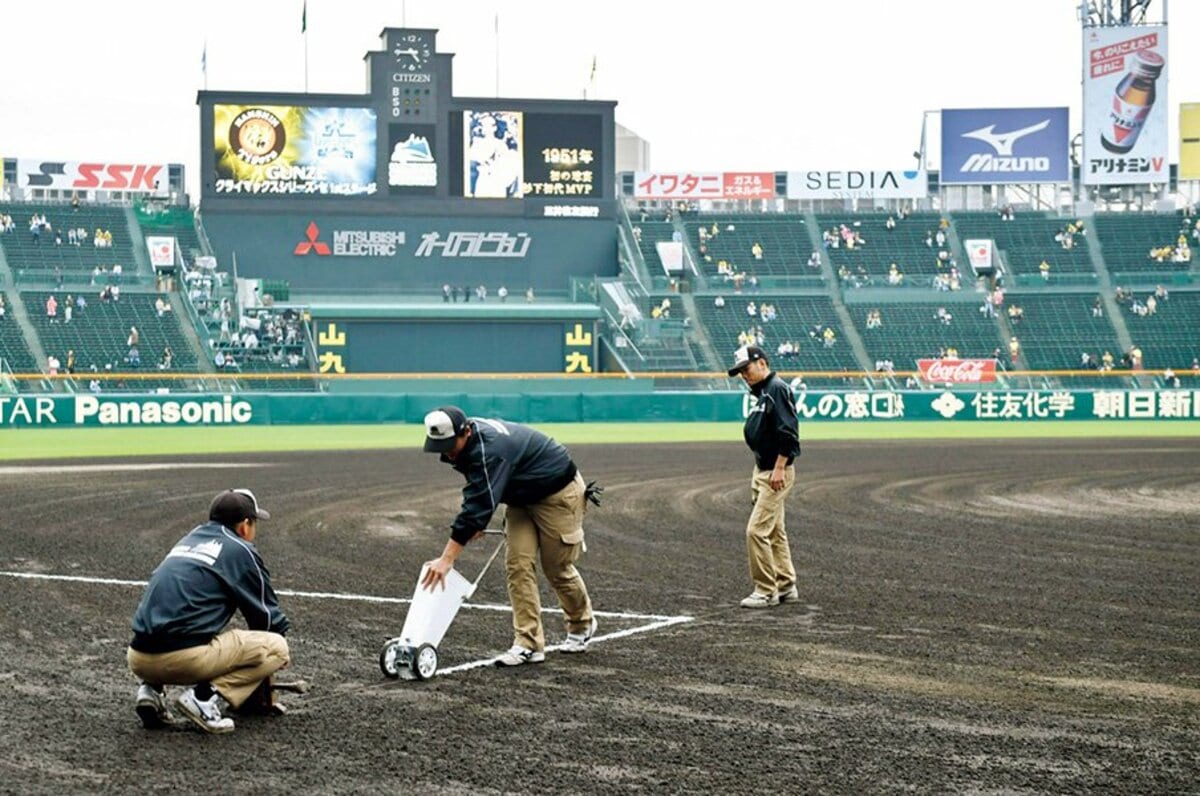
xmin=0 ymin=463 xmax=270 ymax=475
xmin=0 ymin=570 xmax=692 ymax=623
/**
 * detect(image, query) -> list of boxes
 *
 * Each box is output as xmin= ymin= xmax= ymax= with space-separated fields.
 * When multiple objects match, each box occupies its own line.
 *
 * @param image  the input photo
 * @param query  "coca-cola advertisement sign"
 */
xmin=917 ymin=358 xmax=998 ymax=383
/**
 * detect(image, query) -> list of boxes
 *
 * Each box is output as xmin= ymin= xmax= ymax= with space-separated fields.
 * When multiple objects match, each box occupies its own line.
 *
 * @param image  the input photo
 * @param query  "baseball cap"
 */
xmin=209 ymin=488 xmax=270 ymax=528
xmin=424 ymin=406 xmax=469 ymax=453
xmin=727 ymin=344 xmax=768 ymax=376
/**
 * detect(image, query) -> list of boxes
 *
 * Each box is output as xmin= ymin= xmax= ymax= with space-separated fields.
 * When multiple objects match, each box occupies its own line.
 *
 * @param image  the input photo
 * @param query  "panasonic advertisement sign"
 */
xmin=940 ymin=107 xmax=1069 ymax=184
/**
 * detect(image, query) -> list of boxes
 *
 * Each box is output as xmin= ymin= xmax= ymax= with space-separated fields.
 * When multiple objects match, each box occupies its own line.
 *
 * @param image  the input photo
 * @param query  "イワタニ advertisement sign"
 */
xmin=1082 ymin=25 xmax=1168 ymax=185
xmin=940 ymin=108 xmax=1070 ymax=184
xmin=16 ymin=160 xmax=170 ymax=192
xmin=145 ymin=236 xmax=177 ymax=268
xmin=633 ymin=172 xmax=775 ymax=200
xmin=1180 ymin=103 xmax=1200 ymax=181
xmin=213 ymin=105 xmax=378 ymax=196
xmin=785 ymin=169 xmax=926 ymax=199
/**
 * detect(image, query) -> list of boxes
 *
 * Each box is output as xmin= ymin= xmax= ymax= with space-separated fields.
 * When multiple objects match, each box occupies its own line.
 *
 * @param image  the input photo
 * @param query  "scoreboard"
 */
xmin=198 ymin=28 xmax=615 ymax=218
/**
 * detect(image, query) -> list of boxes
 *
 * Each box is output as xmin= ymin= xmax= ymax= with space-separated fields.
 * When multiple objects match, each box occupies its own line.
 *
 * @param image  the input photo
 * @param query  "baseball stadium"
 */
xmin=1 ymin=1 xmax=1199 ymax=792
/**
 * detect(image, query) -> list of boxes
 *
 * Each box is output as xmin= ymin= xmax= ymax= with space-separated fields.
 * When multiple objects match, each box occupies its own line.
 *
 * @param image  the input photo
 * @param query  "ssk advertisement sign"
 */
xmin=940 ymin=107 xmax=1069 ymax=184
xmin=1082 ymin=25 xmax=1168 ymax=185
xmin=17 ymin=159 xmax=170 ymax=192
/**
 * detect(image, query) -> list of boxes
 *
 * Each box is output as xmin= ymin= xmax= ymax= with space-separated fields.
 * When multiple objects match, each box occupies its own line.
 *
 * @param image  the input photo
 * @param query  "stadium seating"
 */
xmin=696 ymin=294 xmax=860 ymax=382
xmin=854 ymin=300 xmax=1004 ymax=367
xmin=1120 ymin=290 xmax=1200 ymax=370
xmin=136 ymin=205 xmax=203 ymax=263
xmin=691 ymin=215 xmax=821 ymax=280
xmin=0 ymin=292 xmax=38 ymax=373
xmin=23 ymin=290 xmax=196 ymax=387
xmin=0 ymin=204 xmax=136 ymax=282
xmin=1093 ymin=213 xmax=1194 ymax=273
xmin=952 ymin=213 xmax=1094 ymax=276
xmin=1004 ymin=294 xmax=1123 ymax=387
xmin=631 ymin=222 xmax=678 ymax=275
xmin=817 ymin=213 xmax=948 ymax=279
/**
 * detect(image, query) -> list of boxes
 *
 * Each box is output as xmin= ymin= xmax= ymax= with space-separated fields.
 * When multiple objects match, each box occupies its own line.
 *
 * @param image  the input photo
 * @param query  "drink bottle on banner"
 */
xmin=1101 ymin=50 xmax=1164 ymax=154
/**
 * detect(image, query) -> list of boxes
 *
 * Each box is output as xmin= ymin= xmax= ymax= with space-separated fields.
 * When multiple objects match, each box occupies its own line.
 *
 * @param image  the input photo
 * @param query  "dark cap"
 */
xmin=423 ymin=406 xmax=469 ymax=453
xmin=728 ymin=344 xmax=768 ymax=376
xmin=209 ymin=489 xmax=271 ymax=528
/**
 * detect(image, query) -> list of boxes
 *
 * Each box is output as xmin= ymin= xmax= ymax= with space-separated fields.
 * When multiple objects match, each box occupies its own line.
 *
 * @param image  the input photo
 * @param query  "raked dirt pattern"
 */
xmin=0 ymin=438 xmax=1197 ymax=793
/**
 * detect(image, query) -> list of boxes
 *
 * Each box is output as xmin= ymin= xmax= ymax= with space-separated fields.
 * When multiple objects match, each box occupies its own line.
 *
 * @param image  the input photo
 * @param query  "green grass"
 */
xmin=0 ymin=421 xmax=1198 ymax=460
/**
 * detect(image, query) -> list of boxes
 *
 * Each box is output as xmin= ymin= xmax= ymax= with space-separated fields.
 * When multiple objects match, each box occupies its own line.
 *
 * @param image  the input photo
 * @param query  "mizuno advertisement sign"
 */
xmin=940 ymin=107 xmax=1070 ymax=184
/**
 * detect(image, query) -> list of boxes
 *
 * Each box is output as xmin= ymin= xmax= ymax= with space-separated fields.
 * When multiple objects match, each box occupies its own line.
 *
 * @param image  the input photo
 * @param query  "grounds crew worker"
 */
xmin=729 ymin=345 xmax=801 ymax=608
xmin=421 ymin=406 xmax=600 ymax=666
xmin=126 ymin=489 xmax=291 ymax=733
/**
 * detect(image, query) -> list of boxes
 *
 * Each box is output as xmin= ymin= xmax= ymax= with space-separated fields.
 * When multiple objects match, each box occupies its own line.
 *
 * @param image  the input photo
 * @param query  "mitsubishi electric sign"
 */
xmin=940 ymin=107 xmax=1069 ymax=184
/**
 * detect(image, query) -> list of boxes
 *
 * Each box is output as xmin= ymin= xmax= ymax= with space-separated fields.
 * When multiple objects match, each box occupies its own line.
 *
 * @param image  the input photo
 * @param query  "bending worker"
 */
xmin=420 ymin=406 xmax=599 ymax=666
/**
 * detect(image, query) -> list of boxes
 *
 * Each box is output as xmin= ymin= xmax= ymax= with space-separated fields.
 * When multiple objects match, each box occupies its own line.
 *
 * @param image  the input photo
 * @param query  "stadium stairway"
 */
xmin=1081 ymin=224 xmax=1135 ymax=354
xmin=0 ymin=249 xmax=50 ymax=388
xmin=808 ymin=211 xmax=874 ymax=374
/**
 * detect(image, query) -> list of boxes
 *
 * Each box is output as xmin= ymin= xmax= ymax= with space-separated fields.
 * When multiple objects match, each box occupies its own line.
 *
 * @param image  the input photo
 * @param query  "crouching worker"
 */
xmin=126 ymin=489 xmax=291 ymax=734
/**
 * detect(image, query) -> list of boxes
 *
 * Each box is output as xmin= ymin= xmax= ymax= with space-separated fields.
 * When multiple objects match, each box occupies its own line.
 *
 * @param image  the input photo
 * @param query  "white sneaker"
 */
xmin=175 ymin=687 xmax=235 ymax=734
xmin=135 ymin=684 xmax=171 ymax=729
xmin=560 ymin=617 xmax=598 ymax=654
xmin=776 ymin=585 xmax=800 ymax=604
xmin=740 ymin=591 xmax=779 ymax=609
xmin=495 ymin=645 xmax=546 ymax=667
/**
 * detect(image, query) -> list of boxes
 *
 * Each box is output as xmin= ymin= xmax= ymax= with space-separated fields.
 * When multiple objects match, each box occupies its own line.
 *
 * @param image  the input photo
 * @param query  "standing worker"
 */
xmin=126 ymin=489 xmax=291 ymax=733
xmin=420 ymin=406 xmax=601 ymax=666
xmin=728 ymin=345 xmax=801 ymax=608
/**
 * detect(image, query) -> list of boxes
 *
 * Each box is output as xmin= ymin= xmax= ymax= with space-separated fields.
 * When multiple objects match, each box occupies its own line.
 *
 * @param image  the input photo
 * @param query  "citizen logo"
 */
xmin=392 ymin=73 xmax=431 ymax=83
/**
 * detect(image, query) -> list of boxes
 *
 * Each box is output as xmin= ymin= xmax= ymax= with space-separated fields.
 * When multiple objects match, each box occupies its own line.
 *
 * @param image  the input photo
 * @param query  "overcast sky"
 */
xmin=0 ymin=0 xmax=1194 ymax=199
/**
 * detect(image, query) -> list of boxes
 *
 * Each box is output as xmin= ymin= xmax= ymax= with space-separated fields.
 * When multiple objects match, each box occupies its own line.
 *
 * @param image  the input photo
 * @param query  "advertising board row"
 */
xmin=2 ymin=390 xmax=1197 ymax=428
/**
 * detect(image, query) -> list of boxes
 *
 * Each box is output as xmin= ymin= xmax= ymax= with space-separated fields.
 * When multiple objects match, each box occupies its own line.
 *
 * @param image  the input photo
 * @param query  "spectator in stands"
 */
xmin=1102 ymin=351 xmax=1115 ymax=371
xmin=94 ymin=228 xmax=103 ymax=247
xmin=1155 ymin=284 xmax=1169 ymax=303
xmin=47 ymin=354 xmax=60 ymax=376
xmin=0 ymin=294 xmax=6 ymax=320
xmin=1114 ymin=286 xmax=1126 ymax=304
xmin=980 ymin=297 xmax=995 ymax=319
xmin=746 ymin=301 xmax=757 ymax=318
xmin=75 ymin=226 xmax=86 ymax=246
xmin=1008 ymin=336 xmax=1021 ymax=365
xmin=945 ymin=346 xmax=959 ymax=359
xmin=215 ymin=350 xmax=227 ymax=369
xmin=885 ymin=216 xmax=896 ymax=231
xmin=1146 ymin=295 xmax=1157 ymax=315
xmin=935 ymin=307 xmax=952 ymax=326
xmin=1191 ymin=357 xmax=1199 ymax=375
xmin=54 ymin=230 xmax=63 ymax=246
xmin=64 ymin=295 xmax=73 ymax=324
xmin=112 ymin=263 xmax=123 ymax=283
xmin=887 ymin=263 xmax=904 ymax=286
xmin=822 ymin=327 xmax=836 ymax=348
xmin=935 ymin=229 xmax=946 ymax=248
xmin=89 ymin=377 xmax=102 ymax=394
xmin=442 ymin=284 xmax=452 ymax=302
xmin=1092 ymin=296 xmax=1104 ymax=318
xmin=1163 ymin=367 xmax=1180 ymax=389
xmin=160 ymin=345 xmax=174 ymax=370
xmin=46 ymin=294 xmax=58 ymax=321
xmin=1007 ymin=305 xmax=1024 ymax=325
xmin=807 ymin=251 xmax=821 ymax=269
xmin=30 ymin=216 xmax=42 ymax=244
xmin=461 ymin=285 xmax=471 ymax=303
xmin=924 ymin=230 xmax=933 ymax=248
xmin=1039 ymin=260 xmax=1051 ymax=281
xmin=748 ymin=275 xmax=759 ymax=292
xmin=714 ymin=295 xmax=725 ymax=309
xmin=498 ymin=286 xmax=509 ymax=303
xmin=1130 ymin=346 xmax=1143 ymax=370
xmin=66 ymin=350 xmax=76 ymax=375
xmin=865 ymin=309 xmax=882 ymax=330
xmin=526 ymin=286 xmax=535 ymax=303
xmin=155 ymin=297 xmax=168 ymax=317
xmin=1131 ymin=297 xmax=1147 ymax=317
xmin=751 ymin=242 xmax=763 ymax=260
xmin=128 ymin=326 xmax=140 ymax=349
xmin=112 ymin=285 xmax=121 ymax=302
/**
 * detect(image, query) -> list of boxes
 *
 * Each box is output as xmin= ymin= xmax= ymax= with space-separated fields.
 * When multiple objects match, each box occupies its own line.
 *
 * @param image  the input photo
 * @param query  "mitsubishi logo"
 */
xmin=961 ymin=119 xmax=1050 ymax=156
xmin=294 ymin=221 xmax=331 ymax=256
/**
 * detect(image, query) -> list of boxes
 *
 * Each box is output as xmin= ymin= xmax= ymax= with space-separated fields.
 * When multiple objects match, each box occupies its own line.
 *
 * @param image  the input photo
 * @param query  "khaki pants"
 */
xmin=746 ymin=466 xmax=797 ymax=596
xmin=127 ymin=629 xmax=290 ymax=709
xmin=505 ymin=471 xmax=593 ymax=651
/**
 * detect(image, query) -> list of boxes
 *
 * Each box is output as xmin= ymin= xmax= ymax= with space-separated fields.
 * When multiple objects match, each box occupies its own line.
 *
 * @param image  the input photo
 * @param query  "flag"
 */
xmin=301 ymin=0 xmax=307 ymax=33
xmin=589 ymin=55 xmax=597 ymax=83
xmin=201 ymin=41 xmax=207 ymax=75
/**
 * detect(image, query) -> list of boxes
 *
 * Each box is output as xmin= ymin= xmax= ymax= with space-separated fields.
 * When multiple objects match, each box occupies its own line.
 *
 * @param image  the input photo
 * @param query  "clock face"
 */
xmin=394 ymin=32 xmax=432 ymax=72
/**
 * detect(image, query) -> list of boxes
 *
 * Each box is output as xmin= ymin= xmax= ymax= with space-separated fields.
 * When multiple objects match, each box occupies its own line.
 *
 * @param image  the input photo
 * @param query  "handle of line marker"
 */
xmin=465 ymin=530 xmax=506 ymax=600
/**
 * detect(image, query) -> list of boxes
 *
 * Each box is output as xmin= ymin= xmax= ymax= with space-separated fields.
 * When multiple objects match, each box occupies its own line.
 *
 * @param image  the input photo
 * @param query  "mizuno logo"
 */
xmin=960 ymin=119 xmax=1050 ymax=156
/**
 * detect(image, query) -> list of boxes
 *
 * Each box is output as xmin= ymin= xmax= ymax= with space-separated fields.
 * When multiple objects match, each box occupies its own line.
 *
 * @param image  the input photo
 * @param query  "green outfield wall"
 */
xmin=1 ymin=389 xmax=1197 ymax=428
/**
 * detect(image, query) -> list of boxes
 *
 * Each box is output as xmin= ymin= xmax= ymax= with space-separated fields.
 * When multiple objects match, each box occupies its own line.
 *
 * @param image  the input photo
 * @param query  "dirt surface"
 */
xmin=1 ymin=438 xmax=1198 ymax=793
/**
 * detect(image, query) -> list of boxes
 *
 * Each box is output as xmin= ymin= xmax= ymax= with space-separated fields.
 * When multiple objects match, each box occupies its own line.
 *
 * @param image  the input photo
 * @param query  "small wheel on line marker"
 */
xmin=413 ymin=643 xmax=438 ymax=680
xmin=379 ymin=640 xmax=404 ymax=679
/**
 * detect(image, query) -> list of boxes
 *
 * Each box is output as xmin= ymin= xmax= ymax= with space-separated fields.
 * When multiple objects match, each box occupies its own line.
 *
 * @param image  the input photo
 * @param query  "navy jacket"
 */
xmin=130 ymin=522 xmax=290 ymax=653
xmin=445 ymin=418 xmax=577 ymax=545
xmin=743 ymin=371 xmax=801 ymax=470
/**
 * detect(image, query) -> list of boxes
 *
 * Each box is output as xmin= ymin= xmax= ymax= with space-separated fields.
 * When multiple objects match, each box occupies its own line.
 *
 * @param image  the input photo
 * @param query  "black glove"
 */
xmin=584 ymin=481 xmax=604 ymax=507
